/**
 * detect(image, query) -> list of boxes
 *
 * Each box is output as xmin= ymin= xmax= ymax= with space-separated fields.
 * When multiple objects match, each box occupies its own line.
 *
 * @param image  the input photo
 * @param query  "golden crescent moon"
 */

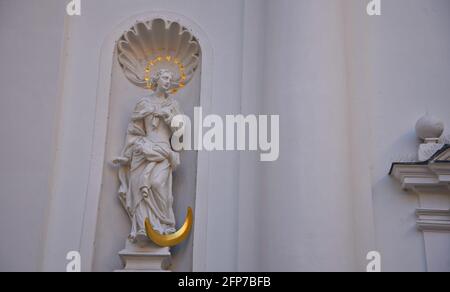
xmin=144 ymin=207 xmax=193 ymax=247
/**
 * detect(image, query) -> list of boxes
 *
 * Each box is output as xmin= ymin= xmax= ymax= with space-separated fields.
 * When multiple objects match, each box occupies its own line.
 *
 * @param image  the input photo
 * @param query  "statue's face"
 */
xmin=157 ymin=72 xmax=173 ymax=92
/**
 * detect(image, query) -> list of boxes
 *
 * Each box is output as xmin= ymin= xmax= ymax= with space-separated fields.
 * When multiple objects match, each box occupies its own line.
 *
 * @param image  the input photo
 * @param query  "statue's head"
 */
xmin=150 ymin=69 xmax=174 ymax=93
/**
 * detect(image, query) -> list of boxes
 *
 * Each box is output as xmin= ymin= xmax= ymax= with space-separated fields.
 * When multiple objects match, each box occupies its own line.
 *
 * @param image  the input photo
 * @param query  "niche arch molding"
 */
xmin=79 ymin=11 xmax=213 ymax=272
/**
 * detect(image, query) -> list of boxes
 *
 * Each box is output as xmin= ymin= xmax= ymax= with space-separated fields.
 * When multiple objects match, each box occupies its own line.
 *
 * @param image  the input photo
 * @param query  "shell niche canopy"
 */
xmin=117 ymin=18 xmax=201 ymax=93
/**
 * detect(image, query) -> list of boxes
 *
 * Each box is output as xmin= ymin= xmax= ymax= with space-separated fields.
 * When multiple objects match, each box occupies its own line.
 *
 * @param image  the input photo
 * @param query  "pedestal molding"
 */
xmin=416 ymin=208 xmax=450 ymax=232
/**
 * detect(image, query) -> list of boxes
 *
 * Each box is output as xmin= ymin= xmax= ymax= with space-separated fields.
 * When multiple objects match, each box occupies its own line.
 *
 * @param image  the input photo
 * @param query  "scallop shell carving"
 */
xmin=117 ymin=18 xmax=201 ymax=90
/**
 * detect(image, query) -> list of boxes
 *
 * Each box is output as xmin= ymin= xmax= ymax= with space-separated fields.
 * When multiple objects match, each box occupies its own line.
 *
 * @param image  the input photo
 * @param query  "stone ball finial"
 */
xmin=415 ymin=113 xmax=444 ymax=140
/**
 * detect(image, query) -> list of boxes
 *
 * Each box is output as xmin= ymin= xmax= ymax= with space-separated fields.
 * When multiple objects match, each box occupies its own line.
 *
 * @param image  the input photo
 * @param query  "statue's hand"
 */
xmin=133 ymin=139 xmax=151 ymax=155
xmin=113 ymin=157 xmax=129 ymax=165
xmin=157 ymin=109 xmax=171 ymax=120
xmin=168 ymin=151 xmax=180 ymax=170
xmin=162 ymin=113 xmax=171 ymax=120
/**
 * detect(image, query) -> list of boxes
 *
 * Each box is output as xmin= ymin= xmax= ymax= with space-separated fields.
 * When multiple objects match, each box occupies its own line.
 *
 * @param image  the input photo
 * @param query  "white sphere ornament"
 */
xmin=415 ymin=113 xmax=445 ymax=140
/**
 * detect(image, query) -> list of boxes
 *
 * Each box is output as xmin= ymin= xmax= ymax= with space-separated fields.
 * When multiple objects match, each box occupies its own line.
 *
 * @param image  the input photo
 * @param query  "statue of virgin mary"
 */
xmin=113 ymin=69 xmax=183 ymax=243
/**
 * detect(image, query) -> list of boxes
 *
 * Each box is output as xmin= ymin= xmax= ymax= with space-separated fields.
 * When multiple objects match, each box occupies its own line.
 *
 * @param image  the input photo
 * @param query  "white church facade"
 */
xmin=0 ymin=0 xmax=449 ymax=272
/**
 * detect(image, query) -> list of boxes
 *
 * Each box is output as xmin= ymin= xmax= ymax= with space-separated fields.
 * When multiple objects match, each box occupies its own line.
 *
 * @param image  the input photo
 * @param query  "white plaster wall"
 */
xmin=342 ymin=0 xmax=378 ymax=272
xmin=366 ymin=0 xmax=450 ymax=272
xmin=237 ymin=0 xmax=266 ymax=272
xmin=0 ymin=0 xmax=65 ymax=272
xmin=239 ymin=0 xmax=450 ymax=272
xmin=256 ymin=0 xmax=356 ymax=272
xmin=1 ymin=0 xmax=450 ymax=272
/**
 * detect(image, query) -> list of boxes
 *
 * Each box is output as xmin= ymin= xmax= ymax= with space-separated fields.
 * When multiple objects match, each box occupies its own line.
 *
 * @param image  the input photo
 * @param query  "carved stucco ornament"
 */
xmin=117 ymin=18 xmax=201 ymax=91
xmin=390 ymin=114 xmax=450 ymax=235
xmin=415 ymin=113 xmax=446 ymax=161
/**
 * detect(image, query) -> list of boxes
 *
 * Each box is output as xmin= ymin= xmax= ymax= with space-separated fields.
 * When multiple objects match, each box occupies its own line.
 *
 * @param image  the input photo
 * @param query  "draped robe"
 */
xmin=117 ymin=96 xmax=182 ymax=242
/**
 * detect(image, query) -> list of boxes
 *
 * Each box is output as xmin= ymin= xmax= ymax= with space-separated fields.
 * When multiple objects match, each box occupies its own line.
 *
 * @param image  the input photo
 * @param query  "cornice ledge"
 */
xmin=416 ymin=208 xmax=450 ymax=232
xmin=390 ymin=145 xmax=450 ymax=191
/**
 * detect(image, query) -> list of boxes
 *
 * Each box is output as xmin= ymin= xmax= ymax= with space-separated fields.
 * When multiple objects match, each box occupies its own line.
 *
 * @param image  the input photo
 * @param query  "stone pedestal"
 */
xmin=115 ymin=240 xmax=171 ymax=272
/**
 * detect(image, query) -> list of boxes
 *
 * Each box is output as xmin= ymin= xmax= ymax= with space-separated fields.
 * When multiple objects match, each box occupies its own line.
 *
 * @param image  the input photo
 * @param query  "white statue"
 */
xmin=114 ymin=69 xmax=183 ymax=243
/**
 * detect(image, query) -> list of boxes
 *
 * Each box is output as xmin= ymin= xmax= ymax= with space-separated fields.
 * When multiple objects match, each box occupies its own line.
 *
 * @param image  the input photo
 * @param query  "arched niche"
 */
xmin=80 ymin=11 xmax=213 ymax=272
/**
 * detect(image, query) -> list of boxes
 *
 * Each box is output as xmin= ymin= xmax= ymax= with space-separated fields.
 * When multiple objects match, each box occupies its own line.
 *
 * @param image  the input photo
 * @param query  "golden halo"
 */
xmin=144 ymin=55 xmax=187 ymax=94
